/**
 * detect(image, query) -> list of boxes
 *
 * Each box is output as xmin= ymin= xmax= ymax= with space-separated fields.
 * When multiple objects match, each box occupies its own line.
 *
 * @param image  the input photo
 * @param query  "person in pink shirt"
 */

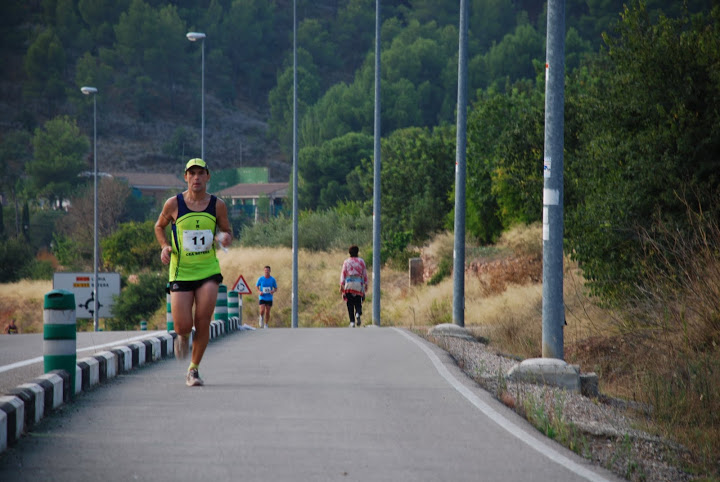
xmin=340 ymin=245 xmax=368 ymax=327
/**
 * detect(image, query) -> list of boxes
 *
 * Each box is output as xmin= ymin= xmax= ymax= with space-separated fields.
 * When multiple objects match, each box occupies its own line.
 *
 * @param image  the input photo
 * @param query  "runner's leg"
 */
xmin=171 ymin=291 xmax=195 ymax=336
xmin=190 ymin=280 xmax=219 ymax=365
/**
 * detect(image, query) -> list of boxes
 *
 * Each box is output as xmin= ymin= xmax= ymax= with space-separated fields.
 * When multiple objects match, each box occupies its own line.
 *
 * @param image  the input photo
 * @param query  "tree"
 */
xmin=113 ymin=0 xmax=188 ymax=112
xmin=298 ymin=132 xmax=373 ymax=210
xmin=269 ymin=52 xmax=322 ymax=151
xmin=102 ymin=220 xmax=161 ymax=272
xmin=463 ymin=81 xmax=545 ymax=244
xmin=0 ymin=130 xmax=31 ymax=237
xmin=565 ymin=3 xmax=720 ymax=300
xmin=219 ymin=0 xmax=279 ymax=98
xmin=55 ymin=177 xmax=132 ymax=267
xmin=0 ymin=237 xmax=34 ymax=283
xmin=23 ymin=28 xmax=66 ymax=107
xmin=351 ymin=126 xmax=456 ymax=242
xmin=78 ymin=0 xmax=131 ymax=45
xmin=28 ymin=116 xmax=89 ymax=208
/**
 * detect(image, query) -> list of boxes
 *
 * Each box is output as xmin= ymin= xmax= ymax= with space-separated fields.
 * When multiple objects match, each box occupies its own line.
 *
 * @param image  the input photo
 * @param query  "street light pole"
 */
xmin=186 ymin=32 xmax=206 ymax=160
xmin=81 ymin=86 xmax=99 ymax=332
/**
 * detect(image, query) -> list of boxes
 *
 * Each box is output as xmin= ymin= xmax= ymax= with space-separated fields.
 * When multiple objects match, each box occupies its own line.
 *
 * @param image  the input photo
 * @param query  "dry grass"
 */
xmin=0 ymin=280 xmax=53 ymax=334
xmin=218 ymin=246 xmax=350 ymax=328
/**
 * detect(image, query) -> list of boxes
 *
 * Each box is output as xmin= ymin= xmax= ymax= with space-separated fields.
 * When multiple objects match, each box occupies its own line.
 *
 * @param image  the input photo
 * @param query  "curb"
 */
xmin=0 ymin=316 xmax=244 ymax=454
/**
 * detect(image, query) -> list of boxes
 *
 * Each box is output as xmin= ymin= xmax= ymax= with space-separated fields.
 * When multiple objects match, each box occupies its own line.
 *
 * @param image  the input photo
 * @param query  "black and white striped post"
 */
xmin=43 ymin=290 xmax=76 ymax=394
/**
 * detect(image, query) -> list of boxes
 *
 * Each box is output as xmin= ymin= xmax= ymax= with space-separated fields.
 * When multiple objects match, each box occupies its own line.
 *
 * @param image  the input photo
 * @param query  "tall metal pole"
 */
xmin=92 ymin=92 xmax=98 ymax=332
xmin=201 ymin=37 xmax=205 ymax=161
xmin=186 ymin=32 xmax=206 ymax=160
xmin=452 ymin=0 xmax=468 ymax=327
xmin=372 ymin=0 xmax=381 ymax=326
xmin=81 ymin=86 xmax=99 ymax=332
xmin=542 ymin=0 xmax=566 ymax=359
xmin=291 ymin=0 xmax=299 ymax=328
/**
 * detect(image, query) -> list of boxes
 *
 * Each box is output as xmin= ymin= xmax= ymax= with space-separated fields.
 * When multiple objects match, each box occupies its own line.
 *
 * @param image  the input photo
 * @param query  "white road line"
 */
xmin=0 ymin=332 xmax=166 ymax=374
xmin=393 ymin=327 xmax=611 ymax=482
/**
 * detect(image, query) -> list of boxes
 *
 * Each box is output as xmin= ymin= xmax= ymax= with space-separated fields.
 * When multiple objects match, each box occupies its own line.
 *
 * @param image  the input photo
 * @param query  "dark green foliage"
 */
xmin=428 ymin=255 xmax=453 ymax=286
xmin=240 ymin=210 xmax=372 ymax=252
xmin=384 ymin=231 xmax=421 ymax=271
xmin=28 ymin=116 xmax=89 ymax=208
xmin=108 ymin=273 xmax=166 ymax=330
xmin=19 ymin=259 xmax=54 ymax=280
xmin=28 ymin=208 xmax=65 ymax=252
xmin=23 ymin=28 xmax=66 ymax=105
xmin=565 ymin=3 xmax=720 ymax=300
xmin=0 ymin=238 xmax=34 ymax=283
xmin=352 ymin=126 xmax=456 ymax=243
xmin=162 ymin=127 xmax=197 ymax=161
xmin=102 ymin=220 xmax=163 ymax=272
xmin=298 ymin=132 xmax=373 ymax=210
xmin=21 ymin=202 xmax=29 ymax=240
xmin=465 ymin=83 xmax=544 ymax=243
xmin=52 ymin=232 xmax=83 ymax=270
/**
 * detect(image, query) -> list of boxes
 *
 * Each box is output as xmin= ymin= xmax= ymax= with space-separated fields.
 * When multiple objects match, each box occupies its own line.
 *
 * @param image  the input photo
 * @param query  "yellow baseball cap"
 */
xmin=185 ymin=158 xmax=208 ymax=172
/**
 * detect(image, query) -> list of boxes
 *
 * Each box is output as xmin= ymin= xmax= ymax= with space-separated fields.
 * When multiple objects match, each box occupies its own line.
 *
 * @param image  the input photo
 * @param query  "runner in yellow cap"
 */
xmin=154 ymin=158 xmax=232 ymax=386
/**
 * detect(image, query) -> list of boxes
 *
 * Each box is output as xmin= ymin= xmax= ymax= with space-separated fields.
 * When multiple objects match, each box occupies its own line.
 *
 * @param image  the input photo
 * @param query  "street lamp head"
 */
xmin=186 ymin=32 xmax=206 ymax=42
xmin=81 ymin=86 xmax=98 ymax=95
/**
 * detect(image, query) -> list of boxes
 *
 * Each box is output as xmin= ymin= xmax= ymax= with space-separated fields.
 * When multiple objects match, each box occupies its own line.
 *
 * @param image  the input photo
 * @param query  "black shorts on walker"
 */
xmin=259 ymin=299 xmax=273 ymax=306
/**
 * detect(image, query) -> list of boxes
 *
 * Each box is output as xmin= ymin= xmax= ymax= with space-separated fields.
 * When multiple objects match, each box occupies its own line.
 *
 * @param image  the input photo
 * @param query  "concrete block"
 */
xmin=94 ymin=351 xmax=117 ymax=380
xmin=0 ymin=396 xmax=24 ymax=445
xmin=15 ymin=383 xmax=44 ymax=425
xmin=112 ymin=346 xmax=132 ymax=372
xmin=0 ymin=410 xmax=6 ymax=453
xmin=506 ymin=358 xmax=580 ymax=392
xmin=580 ymin=372 xmax=599 ymax=398
xmin=427 ymin=323 xmax=476 ymax=341
xmin=77 ymin=357 xmax=100 ymax=388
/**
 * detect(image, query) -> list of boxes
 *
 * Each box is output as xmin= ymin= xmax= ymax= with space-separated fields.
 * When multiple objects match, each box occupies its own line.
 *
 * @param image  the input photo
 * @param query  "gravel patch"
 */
xmin=424 ymin=332 xmax=695 ymax=481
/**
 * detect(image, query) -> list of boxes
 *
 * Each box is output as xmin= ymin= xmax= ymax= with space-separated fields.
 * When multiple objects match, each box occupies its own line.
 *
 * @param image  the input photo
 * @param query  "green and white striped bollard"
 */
xmin=228 ymin=290 xmax=239 ymax=329
xmin=43 ymin=289 xmax=77 ymax=394
xmin=214 ymin=284 xmax=228 ymax=332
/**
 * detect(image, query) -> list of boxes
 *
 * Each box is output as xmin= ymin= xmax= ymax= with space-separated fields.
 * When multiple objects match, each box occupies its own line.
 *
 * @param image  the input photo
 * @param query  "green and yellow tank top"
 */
xmin=169 ymin=194 xmax=221 ymax=282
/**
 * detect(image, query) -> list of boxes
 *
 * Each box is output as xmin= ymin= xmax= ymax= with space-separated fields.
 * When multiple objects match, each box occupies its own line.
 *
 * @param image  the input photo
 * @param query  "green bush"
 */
xmin=428 ymin=255 xmax=452 ymax=286
xmin=52 ymin=233 xmax=84 ymax=270
xmin=0 ymin=238 xmax=34 ymax=282
xmin=240 ymin=210 xmax=372 ymax=251
xmin=19 ymin=259 xmax=54 ymax=280
xmin=102 ymin=220 xmax=162 ymax=272
xmin=108 ymin=273 xmax=166 ymax=330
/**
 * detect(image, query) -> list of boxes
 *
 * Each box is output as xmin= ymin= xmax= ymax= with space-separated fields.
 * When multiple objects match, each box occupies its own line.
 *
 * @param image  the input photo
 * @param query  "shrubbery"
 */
xmin=108 ymin=273 xmax=166 ymax=331
xmin=0 ymin=238 xmax=34 ymax=282
xmin=240 ymin=210 xmax=372 ymax=252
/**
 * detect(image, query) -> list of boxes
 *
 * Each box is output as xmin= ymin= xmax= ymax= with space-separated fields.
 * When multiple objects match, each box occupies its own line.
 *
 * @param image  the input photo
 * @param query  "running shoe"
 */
xmin=175 ymin=334 xmax=189 ymax=360
xmin=355 ymin=313 xmax=362 ymax=327
xmin=186 ymin=368 xmax=204 ymax=387
xmin=350 ymin=322 xmax=355 ymax=328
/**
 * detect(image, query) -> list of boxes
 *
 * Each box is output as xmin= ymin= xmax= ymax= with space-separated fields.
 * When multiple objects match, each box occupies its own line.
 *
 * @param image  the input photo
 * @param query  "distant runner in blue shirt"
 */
xmin=256 ymin=265 xmax=277 ymax=328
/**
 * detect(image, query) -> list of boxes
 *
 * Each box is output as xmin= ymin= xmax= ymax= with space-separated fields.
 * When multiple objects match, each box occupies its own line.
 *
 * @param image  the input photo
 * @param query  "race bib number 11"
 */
xmin=183 ymin=229 xmax=213 ymax=252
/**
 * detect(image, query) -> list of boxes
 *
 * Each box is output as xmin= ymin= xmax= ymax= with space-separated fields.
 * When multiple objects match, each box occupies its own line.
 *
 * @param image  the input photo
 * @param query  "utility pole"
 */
xmin=452 ymin=0 xmax=469 ymax=326
xmin=542 ymin=0 xmax=566 ymax=359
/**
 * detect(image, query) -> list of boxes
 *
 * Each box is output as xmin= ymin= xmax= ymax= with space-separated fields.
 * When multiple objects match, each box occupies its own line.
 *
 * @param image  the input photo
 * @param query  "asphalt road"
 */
xmin=0 ymin=331 xmax=168 ymax=395
xmin=0 ymin=328 xmax=619 ymax=482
